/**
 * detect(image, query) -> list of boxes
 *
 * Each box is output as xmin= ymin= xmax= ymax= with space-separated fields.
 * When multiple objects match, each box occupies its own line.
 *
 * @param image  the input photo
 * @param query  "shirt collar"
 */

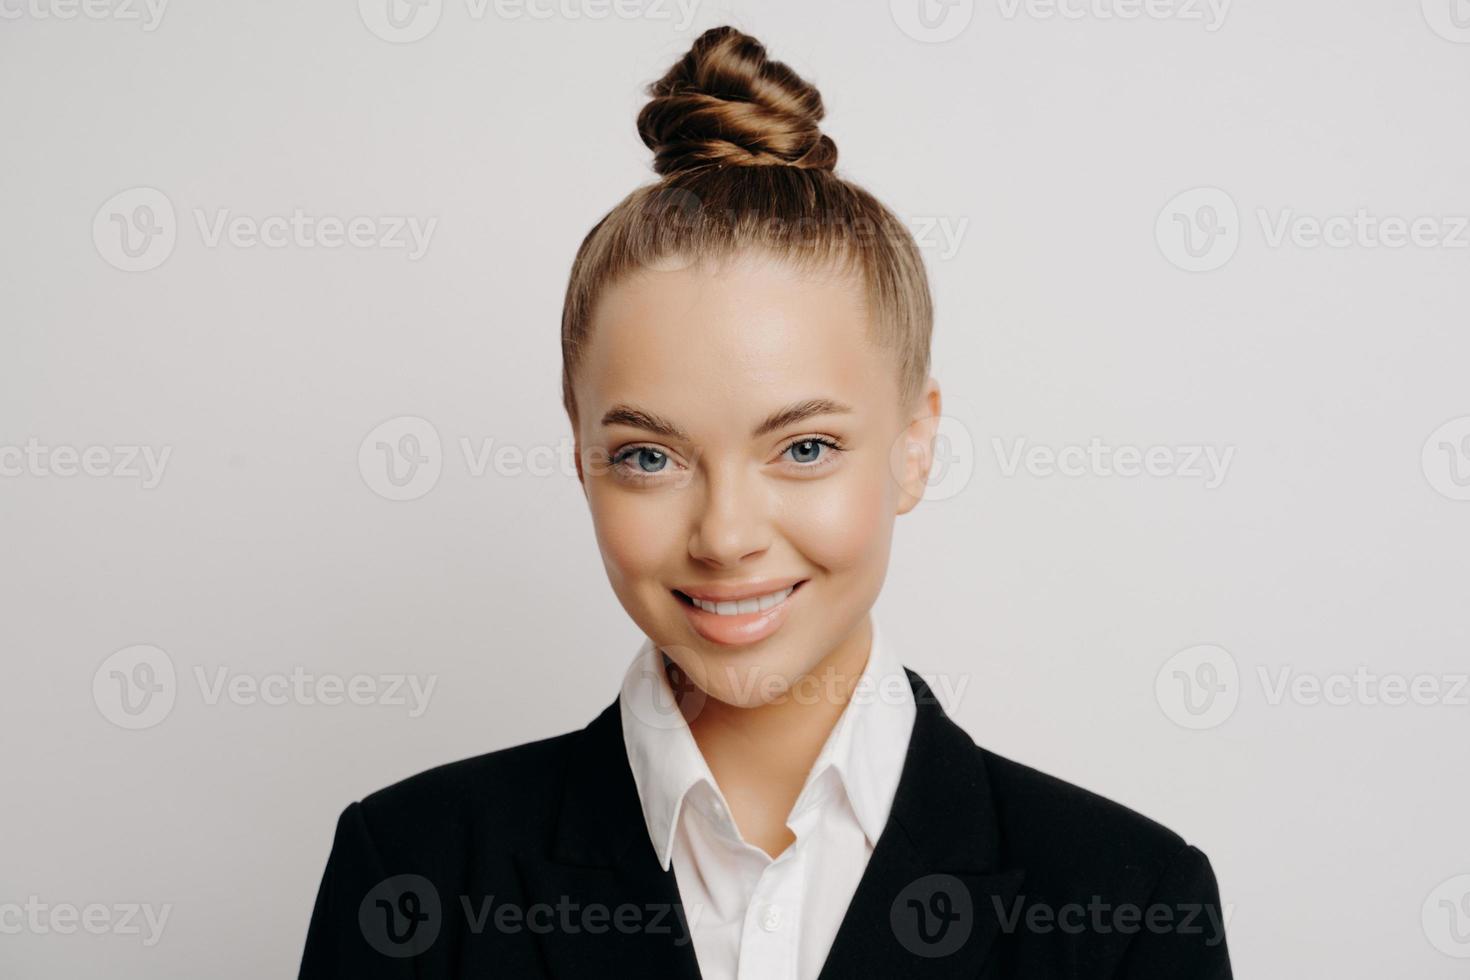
xmin=617 ymin=641 xmax=718 ymax=871
xmin=618 ymin=613 xmax=916 ymax=870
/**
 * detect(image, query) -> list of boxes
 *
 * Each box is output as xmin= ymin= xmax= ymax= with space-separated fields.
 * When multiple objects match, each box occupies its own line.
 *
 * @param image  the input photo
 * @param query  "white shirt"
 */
xmin=618 ymin=614 xmax=917 ymax=980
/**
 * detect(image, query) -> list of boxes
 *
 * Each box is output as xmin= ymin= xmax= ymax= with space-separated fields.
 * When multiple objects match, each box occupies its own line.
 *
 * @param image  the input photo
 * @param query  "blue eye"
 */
xmin=785 ymin=437 xmax=840 ymax=466
xmin=614 ymin=447 xmax=669 ymax=474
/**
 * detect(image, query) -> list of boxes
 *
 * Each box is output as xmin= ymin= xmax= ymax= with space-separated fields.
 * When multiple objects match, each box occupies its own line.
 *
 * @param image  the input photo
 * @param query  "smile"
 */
xmin=671 ymin=579 xmax=808 ymax=646
xmin=679 ymin=585 xmax=796 ymax=616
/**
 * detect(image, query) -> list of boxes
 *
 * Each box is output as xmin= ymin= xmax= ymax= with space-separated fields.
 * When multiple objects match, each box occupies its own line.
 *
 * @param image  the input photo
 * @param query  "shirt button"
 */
xmin=759 ymin=904 xmax=783 ymax=932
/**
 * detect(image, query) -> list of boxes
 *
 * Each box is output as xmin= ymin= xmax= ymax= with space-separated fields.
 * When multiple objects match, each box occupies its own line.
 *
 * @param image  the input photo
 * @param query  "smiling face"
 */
xmin=571 ymin=249 xmax=940 ymax=709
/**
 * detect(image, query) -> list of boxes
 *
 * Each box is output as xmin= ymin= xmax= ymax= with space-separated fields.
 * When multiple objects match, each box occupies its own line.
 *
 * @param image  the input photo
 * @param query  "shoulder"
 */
xmin=978 ymin=745 xmax=1213 ymax=897
xmin=973 ymin=745 xmax=1231 ymax=974
xmin=363 ymin=727 xmax=577 ymax=815
xmin=300 ymin=729 xmax=590 ymax=976
xmin=981 ymin=746 xmax=1187 ymax=854
xmin=334 ymin=726 xmax=583 ymax=863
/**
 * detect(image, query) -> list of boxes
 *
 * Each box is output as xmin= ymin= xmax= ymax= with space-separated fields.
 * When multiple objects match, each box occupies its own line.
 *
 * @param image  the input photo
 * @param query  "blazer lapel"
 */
xmin=514 ymin=700 xmax=703 ymax=980
xmin=816 ymin=668 xmax=1025 ymax=979
xmin=517 ymin=667 xmax=1023 ymax=980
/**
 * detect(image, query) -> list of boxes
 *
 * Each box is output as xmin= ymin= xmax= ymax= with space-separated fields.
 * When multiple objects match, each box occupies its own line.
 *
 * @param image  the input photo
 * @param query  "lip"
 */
xmin=673 ymin=577 xmax=807 ymax=603
xmin=672 ymin=578 xmax=808 ymax=647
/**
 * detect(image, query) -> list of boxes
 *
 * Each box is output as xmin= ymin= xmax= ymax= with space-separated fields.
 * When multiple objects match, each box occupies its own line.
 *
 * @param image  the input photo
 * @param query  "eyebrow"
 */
xmin=599 ymin=398 xmax=854 ymax=441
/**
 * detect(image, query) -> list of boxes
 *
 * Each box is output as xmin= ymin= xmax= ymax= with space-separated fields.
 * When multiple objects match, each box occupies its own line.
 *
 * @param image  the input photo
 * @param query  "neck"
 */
xmin=673 ymin=615 xmax=874 ymax=856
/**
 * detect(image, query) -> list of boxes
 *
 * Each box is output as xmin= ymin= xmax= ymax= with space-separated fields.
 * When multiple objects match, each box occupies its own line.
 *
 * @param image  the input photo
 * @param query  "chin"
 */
xmin=623 ymin=579 xmax=855 ymax=708
xmin=678 ymin=641 xmax=823 ymax=709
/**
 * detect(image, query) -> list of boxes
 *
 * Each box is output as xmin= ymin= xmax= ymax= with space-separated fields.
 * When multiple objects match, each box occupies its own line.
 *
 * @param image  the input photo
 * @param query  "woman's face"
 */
xmin=572 ymin=250 xmax=941 ymax=708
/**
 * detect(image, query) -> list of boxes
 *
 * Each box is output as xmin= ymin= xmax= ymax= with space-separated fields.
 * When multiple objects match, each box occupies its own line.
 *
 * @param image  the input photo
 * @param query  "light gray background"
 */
xmin=3 ymin=1 xmax=1469 ymax=976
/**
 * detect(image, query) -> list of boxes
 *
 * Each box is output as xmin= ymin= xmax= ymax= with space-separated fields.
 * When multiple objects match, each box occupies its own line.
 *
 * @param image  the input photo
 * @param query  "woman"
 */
xmin=299 ymin=26 xmax=1232 ymax=979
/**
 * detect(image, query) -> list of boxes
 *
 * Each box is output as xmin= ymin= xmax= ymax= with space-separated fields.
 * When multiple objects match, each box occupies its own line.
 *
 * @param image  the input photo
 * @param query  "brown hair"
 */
xmin=559 ymin=26 xmax=933 ymax=423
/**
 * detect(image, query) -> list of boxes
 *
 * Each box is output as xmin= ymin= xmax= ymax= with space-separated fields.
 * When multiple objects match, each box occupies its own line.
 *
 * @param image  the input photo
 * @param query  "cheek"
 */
xmin=783 ymin=456 xmax=895 ymax=573
xmin=588 ymin=489 xmax=682 ymax=592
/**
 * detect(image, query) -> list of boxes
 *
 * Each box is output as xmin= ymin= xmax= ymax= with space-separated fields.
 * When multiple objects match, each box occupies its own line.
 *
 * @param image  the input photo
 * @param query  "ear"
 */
xmin=894 ymin=376 xmax=943 ymax=516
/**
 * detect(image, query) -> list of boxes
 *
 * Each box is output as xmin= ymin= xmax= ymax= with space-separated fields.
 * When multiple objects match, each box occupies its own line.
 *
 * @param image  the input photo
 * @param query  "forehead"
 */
xmin=577 ymin=252 xmax=894 ymax=430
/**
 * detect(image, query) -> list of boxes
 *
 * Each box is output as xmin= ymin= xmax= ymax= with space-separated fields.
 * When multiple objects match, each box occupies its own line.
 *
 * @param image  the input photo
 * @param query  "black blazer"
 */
xmin=299 ymin=669 xmax=1232 ymax=978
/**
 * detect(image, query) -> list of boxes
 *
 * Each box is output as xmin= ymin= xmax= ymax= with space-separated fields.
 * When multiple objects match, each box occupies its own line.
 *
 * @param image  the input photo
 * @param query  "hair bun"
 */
xmin=637 ymin=26 xmax=838 ymax=177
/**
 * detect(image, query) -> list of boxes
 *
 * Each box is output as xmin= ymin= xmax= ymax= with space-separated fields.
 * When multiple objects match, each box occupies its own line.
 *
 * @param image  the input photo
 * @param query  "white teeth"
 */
xmin=690 ymin=586 xmax=795 ymax=616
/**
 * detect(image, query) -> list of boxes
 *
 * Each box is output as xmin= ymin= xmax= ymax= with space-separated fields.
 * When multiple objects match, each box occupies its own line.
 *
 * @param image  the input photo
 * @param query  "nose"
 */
xmin=687 ymin=463 xmax=771 ymax=568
